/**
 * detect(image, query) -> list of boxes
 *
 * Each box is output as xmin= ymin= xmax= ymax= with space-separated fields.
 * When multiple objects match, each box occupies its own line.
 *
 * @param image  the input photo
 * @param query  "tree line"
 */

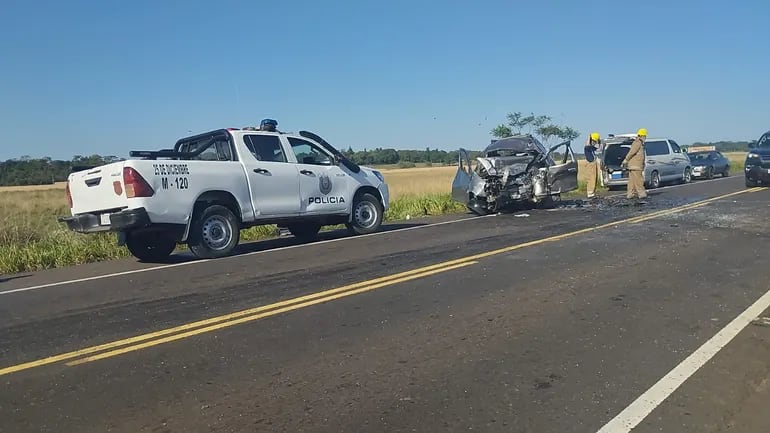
xmin=0 ymin=111 xmax=756 ymax=186
xmin=0 ymin=155 xmax=121 ymax=186
xmin=686 ymin=140 xmax=755 ymax=152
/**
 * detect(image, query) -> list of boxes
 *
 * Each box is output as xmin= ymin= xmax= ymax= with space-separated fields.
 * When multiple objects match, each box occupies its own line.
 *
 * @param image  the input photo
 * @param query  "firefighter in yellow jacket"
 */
xmin=621 ymin=128 xmax=648 ymax=200
xmin=584 ymin=132 xmax=601 ymax=199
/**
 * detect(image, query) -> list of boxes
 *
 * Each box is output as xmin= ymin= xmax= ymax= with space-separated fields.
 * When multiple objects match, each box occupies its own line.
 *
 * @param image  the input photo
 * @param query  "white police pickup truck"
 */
xmin=59 ymin=128 xmax=389 ymax=261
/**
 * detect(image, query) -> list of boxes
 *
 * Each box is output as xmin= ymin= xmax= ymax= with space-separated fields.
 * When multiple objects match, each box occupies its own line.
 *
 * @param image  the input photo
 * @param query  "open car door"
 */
xmin=451 ymin=148 xmax=473 ymax=204
xmin=546 ymin=141 xmax=579 ymax=194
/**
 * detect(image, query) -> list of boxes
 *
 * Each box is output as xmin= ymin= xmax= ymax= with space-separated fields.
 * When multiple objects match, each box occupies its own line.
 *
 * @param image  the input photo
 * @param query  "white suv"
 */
xmin=601 ymin=134 xmax=692 ymax=189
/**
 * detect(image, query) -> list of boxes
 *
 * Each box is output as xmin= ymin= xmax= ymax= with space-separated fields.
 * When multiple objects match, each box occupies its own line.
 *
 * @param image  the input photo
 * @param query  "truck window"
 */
xmin=645 ymin=140 xmax=670 ymax=156
xmin=288 ymin=137 xmax=332 ymax=165
xmin=180 ymin=139 xmax=233 ymax=161
xmin=244 ymin=135 xmax=287 ymax=162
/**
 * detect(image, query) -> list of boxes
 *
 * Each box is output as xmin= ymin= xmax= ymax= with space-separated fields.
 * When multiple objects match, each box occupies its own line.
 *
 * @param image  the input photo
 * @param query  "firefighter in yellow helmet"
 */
xmin=621 ymin=128 xmax=648 ymax=200
xmin=584 ymin=132 xmax=601 ymax=199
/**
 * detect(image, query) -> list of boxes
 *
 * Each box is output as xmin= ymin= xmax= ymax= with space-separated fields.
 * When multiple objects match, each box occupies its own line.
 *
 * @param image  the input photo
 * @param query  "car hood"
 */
xmin=748 ymin=148 xmax=770 ymax=158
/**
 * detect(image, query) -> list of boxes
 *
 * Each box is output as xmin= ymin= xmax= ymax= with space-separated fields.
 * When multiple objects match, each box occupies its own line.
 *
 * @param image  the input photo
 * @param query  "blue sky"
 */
xmin=1 ymin=0 xmax=768 ymax=160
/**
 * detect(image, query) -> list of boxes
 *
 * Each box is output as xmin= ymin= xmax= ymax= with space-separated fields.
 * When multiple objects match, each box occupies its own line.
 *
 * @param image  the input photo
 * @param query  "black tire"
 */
xmin=346 ymin=192 xmax=384 ymax=235
xmin=649 ymin=171 xmax=661 ymax=189
xmin=125 ymin=230 xmax=176 ymax=262
xmin=723 ymin=166 xmax=730 ymax=177
xmin=287 ymin=223 xmax=322 ymax=242
xmin=706 ymin=166 xmax=714 ymax=180
xmin=187 ymin=205 xmax=240 ymax=259
xmin=746 ymin=177 xmax=758 ymax=188
xmin=683 ymin=168 xmax=692 ymax=184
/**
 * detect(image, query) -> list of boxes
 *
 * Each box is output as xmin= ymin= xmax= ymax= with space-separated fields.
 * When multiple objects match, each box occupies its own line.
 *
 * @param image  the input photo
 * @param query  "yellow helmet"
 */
xmin=590 ymin=132 xmax=600 ymax=141
xmin=637 ymin=128 xmax=648 ymax=137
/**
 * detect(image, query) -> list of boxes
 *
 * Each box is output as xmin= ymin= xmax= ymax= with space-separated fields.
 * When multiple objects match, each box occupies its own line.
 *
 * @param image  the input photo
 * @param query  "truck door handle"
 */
xmin=300 ymin=170 xmax=314 ymax=175
xmin=253 ymin=168 xmax=269 ymax=174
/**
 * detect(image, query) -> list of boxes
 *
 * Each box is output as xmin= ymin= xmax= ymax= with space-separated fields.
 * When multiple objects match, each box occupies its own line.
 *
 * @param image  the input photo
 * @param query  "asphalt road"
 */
xmin=1 ymin=176 xmax=769 ymax=433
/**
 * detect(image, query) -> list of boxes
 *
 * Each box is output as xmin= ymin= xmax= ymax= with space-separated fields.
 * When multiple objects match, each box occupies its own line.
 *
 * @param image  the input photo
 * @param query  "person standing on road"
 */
xmin=584 ymin=132 xmax=601 ymax=199
xmin=621 ymin=128 xmax=648 ymax=201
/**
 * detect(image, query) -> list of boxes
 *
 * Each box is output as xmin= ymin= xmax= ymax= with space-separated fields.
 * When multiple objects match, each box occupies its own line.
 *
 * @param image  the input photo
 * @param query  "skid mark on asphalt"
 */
xmin=0 ymin=187 xmax=763 ymax=377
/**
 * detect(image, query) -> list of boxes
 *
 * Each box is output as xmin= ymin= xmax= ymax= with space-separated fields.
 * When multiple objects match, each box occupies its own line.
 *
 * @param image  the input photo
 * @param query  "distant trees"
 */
xmin=0 ymin=137 xmax=755 ymax=187
xmin=0 ymin=155 xmax=120 ymax=186
xmin=686 ymin=141 xmax=754 ymax=152
xmin=490 ymin=111 xmax=581 ymax=145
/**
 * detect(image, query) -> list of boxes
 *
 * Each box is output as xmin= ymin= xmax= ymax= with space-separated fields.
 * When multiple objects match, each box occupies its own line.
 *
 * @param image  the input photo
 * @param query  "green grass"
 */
xmin=0 ymin=152 xmax=750 ymax=275
xmin=0 ymin=190 xmax=469 ymax=275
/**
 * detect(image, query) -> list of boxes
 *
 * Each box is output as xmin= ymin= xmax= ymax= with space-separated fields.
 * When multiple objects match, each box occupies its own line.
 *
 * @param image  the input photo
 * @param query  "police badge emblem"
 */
xmin=319 ymin=174 xmax=332 ymax=195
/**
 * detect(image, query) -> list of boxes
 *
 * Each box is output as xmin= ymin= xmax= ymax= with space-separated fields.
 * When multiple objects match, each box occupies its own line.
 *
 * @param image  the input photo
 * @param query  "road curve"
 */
xmin=1 ymin=175 xmax=769 ymax=433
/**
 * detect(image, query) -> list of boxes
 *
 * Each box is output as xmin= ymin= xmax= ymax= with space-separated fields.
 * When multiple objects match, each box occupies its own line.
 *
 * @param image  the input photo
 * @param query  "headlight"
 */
xmin=747 ymin=153 xmax=760 ymax=159
xmin=372 ymin=170 xmax=385 ymax=182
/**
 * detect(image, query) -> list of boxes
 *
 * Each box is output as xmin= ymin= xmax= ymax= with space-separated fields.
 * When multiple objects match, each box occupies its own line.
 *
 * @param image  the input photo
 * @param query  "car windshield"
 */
xmin=689 ymin=152 xmax=710 ymax=162
xmin=757 ymin=132 xmax=770 ymax=148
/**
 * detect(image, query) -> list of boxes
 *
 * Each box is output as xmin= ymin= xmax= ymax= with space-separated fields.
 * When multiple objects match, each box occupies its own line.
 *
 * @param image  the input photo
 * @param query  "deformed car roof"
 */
xmin=484 ymin=135 xmax=547 ymax=156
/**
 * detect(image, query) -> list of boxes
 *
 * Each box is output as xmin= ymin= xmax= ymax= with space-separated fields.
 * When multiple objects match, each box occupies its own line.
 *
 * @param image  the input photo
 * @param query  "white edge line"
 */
xmin=596 ymin=286 xmax=770 ymax=433
xmin=0 ymin=214 xmax=497 ymax=296
xmin=0 ymin=176 xmax=743 ymax=296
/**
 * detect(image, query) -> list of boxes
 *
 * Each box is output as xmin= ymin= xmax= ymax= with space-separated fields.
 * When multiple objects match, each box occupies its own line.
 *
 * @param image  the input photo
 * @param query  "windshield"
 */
xmin=688 ymin=152 xmax=710 ymax=162
xmin=757 ymin=132 xmax=770 ymax=148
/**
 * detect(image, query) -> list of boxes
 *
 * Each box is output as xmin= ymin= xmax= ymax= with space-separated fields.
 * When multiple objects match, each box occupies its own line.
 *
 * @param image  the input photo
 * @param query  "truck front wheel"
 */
xmin=346 ymin=192 xmax=384 ymax=235
xmin=188 ymin=205 xmax=240 ymax=259
xmin=125 ymin=230 xmax=177 ymax=262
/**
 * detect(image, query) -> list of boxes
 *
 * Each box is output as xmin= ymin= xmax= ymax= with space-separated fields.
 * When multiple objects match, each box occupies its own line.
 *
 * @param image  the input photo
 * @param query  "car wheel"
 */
xmin=706 ymin=166 xmax=714 ymax=180
xmin=683 ymin=168 xmax=692 ymax=184
xmin=287 ymin=223 xmax=322 ymax=242
xmin=746 ymin=177 xmax=758 ymax=188
xmin=125 ymin=230 xmax=177 ymax=262
xmin=188 ymin=205 xmax=240 ymax=259
xmin=650 ymin=171 xmax=661 ymax=189
xmin=346 ymin=192 xmax=384 ymax=235
xmin=723 ymin=166 xmax=730 ymax=177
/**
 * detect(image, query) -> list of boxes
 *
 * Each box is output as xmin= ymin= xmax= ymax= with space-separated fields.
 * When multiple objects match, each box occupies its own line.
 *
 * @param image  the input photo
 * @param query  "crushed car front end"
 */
xmin=452 ymin=135 xmax=578 ymax=215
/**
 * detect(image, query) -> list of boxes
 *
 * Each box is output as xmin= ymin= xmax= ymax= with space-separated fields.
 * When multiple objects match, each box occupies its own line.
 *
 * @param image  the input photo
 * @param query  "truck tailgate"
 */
xmin=68 ymin=162 xmax=130 ymax=215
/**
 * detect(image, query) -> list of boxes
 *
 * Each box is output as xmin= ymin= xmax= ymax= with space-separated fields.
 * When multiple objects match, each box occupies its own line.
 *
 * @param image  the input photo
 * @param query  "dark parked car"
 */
xmin=745 ymin=130 xmax=770 ymax=187
xmin=688 ymin=150 xmax=730 ymax=179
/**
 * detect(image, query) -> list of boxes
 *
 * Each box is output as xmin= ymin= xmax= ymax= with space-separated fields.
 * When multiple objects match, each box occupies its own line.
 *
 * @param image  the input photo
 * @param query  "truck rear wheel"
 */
xmin=125 ymin=230 xmax=177 ymax=262
xmin=188 ymin=205 xmax=240 ymax=259
xmin=346 ymin=192 xmax=383 ymax=235
xmin=287 ymin=223 xmax=322 ymax=242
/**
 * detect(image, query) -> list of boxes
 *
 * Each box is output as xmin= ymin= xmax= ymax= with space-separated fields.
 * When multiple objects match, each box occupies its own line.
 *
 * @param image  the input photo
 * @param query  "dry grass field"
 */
xmin=0 ymin=151 xmax=749 ymax=274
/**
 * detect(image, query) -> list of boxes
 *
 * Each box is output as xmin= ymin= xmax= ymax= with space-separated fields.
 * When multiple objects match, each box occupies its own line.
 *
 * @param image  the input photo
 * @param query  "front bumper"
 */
xmin=745 ymin=165 xmax=770 ymax=183
xmin=691 ymin=167 xmax=712 ymax=178
xmin=58 ymin=207 xmax=151 ymax=233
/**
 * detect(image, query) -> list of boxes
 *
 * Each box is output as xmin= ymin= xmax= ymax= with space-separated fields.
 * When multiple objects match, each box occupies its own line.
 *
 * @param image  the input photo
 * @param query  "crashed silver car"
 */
xmin=451 ymin=135 xmax=579 ymax=215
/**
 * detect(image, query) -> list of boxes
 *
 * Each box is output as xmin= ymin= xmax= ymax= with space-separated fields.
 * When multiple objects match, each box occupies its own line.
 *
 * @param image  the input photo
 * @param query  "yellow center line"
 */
xmin=66 ymin=261 xmax=479 ymax=365
xmin=0 ymin=187 xmax=765 ymax=376
xmin=0 ymin=260 xmax=482 ymax=377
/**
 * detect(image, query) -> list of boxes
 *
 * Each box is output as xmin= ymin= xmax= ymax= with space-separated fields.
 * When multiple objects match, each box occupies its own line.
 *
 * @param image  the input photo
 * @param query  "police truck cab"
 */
xmin=59 ymin=128 xmax=390 ymax=261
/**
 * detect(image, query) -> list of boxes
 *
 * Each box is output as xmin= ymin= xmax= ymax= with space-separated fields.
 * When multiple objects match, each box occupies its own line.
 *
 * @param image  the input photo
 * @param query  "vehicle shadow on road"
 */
xmin=0 ymin=274 xmax=31 ymax=284
xmin=151 ymin=221 xmax=437 ymax=265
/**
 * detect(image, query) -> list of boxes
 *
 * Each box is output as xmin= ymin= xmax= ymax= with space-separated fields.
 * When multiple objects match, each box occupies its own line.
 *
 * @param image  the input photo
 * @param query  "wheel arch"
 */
xmin=181 ymin=190 xmax=243 ymax=242
xmin=349 ymin=186 xmax=384 ymax=221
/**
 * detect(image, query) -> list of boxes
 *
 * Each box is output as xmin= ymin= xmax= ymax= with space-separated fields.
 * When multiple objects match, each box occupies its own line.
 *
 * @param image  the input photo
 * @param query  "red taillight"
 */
xmin=65 ymin=182 xmax=73 ymax=208
xmin=122 ymin=167 xmax=154 ymax=198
